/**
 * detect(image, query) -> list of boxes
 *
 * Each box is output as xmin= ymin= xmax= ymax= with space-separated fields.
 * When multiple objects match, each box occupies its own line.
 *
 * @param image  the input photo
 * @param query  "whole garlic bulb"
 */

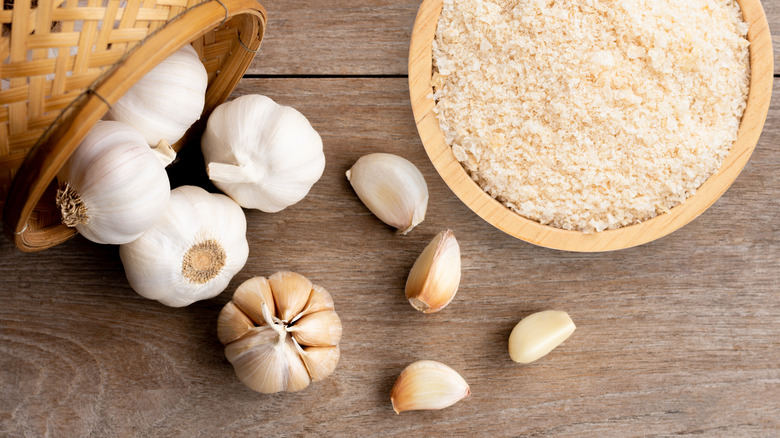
xmin=201 ymin=94 xmax=326 ymax=212
xmin=56 ymin=120 xmax=170 ymax=245
xmin=119 ymin=185 xmax=249 ymax=307
xmin=106 ymin=44 xmax=207 ymax=163
xmin=217 ymin=272 xmax=342 ymax=394
xmin=346 ymin=153 xmax=428 ymax=234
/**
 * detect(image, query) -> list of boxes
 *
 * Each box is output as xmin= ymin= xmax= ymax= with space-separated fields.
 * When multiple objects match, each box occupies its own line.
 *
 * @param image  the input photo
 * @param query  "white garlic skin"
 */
xmin=201 ymin=94 xmax=326 ymax=213
xmin=56 ymin=120 xmax=170 ymax=244
xmin=346 ymin=153 xmax=428 ymax=234
xmin=119 ymin=185 xmax=249 ymax=307
xmin=106 ymin=44 xmax=207 ymax=149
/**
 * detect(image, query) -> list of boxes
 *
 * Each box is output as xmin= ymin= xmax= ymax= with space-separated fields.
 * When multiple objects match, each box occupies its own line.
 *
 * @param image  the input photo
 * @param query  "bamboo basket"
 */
xmin=0 ymin=0 xmax=266 ymax=251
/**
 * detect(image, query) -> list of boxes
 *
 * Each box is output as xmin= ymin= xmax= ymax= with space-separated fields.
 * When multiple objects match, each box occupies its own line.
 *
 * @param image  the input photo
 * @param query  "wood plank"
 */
xmin=250 ymin=0 xmax=780 ymax=76
xmin=1 ymin=78 xmax=778 ymax=436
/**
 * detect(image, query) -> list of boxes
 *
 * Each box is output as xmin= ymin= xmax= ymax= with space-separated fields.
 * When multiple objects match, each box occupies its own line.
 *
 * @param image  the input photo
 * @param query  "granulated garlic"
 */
xmin=432 ymin=0 xmax=750 ymax=232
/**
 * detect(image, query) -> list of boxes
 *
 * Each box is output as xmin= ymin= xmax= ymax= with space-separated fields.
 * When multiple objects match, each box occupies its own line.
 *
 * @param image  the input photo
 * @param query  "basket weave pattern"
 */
xmin=0 ymin=0 xmax=265 ymax=250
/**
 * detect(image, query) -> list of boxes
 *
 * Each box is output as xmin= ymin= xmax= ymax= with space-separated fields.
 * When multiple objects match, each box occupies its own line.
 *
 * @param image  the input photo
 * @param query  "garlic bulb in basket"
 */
xmin=105 ymin=44 xmax=207 ymax=165
xmin=201 ymin=94 xmax=326 ymax=212
xmin=119 ymin=185 xmax=249 ymax=307
xmin=56 ymin=120 xmax=170 ymax=245
xmin=218 ymin=272 xmax=342 ymax=393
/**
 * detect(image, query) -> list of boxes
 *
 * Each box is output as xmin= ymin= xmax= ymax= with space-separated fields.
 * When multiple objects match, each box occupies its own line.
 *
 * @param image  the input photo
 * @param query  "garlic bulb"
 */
xmin=106 ymin=44 xmax=207 ymax=165
xmin=390 ymin=360 xmax=470 ymax=414
xmin=406 ymin=230 xmax=461 ymax=313
xmin=217 ymin=272 xmax=342 ymax=393
xmin=119 ymin=185 xmax=249 ymax=307
xmin=56 ymin=120 xmax=170 ymax=245
xmin=201 ymin=95 xmax=326 ymax=212
xmin=346 ymin=153 xmax=428 ymax=234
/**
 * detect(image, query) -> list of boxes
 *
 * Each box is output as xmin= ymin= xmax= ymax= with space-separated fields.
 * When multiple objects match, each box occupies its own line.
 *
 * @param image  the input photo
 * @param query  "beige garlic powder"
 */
xmin=432 ymin=0 xmax=750 ymax=232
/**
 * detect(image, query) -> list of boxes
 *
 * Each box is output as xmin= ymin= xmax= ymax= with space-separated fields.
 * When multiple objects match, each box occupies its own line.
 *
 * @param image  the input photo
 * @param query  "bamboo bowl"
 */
xmin=0 ymin=0 xmax=266 ymax=251
xmin=409 ymin=0 xmax=773 ymax=252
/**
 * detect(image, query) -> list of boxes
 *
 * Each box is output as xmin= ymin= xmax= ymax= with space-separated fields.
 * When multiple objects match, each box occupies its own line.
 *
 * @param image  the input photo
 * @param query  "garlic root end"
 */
xmin=56 ymin=183 xmax=89 ymax=227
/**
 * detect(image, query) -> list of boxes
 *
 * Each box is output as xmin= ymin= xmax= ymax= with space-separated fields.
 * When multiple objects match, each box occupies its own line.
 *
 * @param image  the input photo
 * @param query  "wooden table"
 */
xmin=2 ymin=1 xmax=779 ymax=436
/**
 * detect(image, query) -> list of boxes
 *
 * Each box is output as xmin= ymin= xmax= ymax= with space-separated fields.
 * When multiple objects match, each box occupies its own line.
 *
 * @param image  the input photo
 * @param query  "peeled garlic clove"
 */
xmin=217 ymin=301 xmax=255 ymax=344
xmin=405 ymin=230 xmax=461 ymax=313
xmin=232 ymin=276 xmax=276 ymax=326
xmin=56 ymin=120 xmax=170 ymax=245
xmin=288 ymin=310 xmax=343 ymax=347
xmin=346 ymin=153 xmax=428 ymax=235
xmin=508 ymin=310 xmax=576 ymax=364
xmin=202 ymin=94 xmax=325 ymax=212
xmin=390 ymin=360 xmax=470 ymax=414
xmin=119 ymin=186 xmax=248 ymax=307
xmin=268 ymin=271 xmax=313 ymax=322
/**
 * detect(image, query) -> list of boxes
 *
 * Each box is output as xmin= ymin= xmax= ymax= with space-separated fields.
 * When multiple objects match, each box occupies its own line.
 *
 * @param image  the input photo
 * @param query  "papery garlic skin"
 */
xmin=346 ymin=153 xmax=428 ymax=234
xmin=390 ymin=360 xmax=470 ymax=414
xmin=202 ymin=95 xmax=326 ymax=212
xmin=508 ymin=310 xmax=576 ymax=364
xmin=406 ymin=230 xmax=461 ymax=313
xmin=56 ymin=120 xmax=170 ymax=244
xmin=119 ymin=185 xmax=249 ymax=307
xmin=106 ymin=44 xmax=207 ymax=158
xmin=217 ymin=272 xmax=342 ymax=394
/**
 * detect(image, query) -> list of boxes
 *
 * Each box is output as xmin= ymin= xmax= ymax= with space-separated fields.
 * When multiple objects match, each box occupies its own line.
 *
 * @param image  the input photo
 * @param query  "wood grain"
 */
xmin=408 ymin=0 xmax=773 ymax=252
xmin=1 ymin=77 xmax=778 ymax=436
xmin=250 ymin=0 xmax=780 ymax=76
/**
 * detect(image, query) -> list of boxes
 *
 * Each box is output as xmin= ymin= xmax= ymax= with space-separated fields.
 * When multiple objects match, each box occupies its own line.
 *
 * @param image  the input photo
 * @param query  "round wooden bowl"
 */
xmin=0 ymin=0 xmax=266 ymax=251
xmin=409 ymin=0 xmax=773 ymax=252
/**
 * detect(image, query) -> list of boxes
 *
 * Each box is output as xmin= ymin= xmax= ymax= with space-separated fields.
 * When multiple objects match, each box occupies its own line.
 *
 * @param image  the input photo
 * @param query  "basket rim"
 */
xmin=3 ymin=0 xmax=267 ymax=251
xmin=408 ymin=0 xmax=773 ymax=252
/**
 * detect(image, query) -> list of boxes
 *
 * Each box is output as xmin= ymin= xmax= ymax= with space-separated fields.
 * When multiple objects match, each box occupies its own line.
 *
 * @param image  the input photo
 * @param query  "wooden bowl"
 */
xmin=408 ymin=0 xmax=773 ymax=252
xmin=0 ymin=0 xmax=266 ymax=251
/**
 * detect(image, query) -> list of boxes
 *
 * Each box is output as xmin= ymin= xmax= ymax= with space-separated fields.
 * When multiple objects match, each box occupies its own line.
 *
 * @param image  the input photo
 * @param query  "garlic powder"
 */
xmin=432 ymin=0 xmax=751 ymax=232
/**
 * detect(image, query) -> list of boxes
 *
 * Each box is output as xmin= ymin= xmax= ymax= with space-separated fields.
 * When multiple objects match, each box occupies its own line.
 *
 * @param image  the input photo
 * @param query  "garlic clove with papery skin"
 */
xmin=346 ymin=153 xmax=428 ymax=235
xmin=119 ymin=185 xmax=249 ymax=307
xmin=405 ymin=229 xmax=461 ymax=313
xmin=202 ymin=94 xmax=325 ymax=213
xmin=390 ymin=360 xmax=470 ymax=414
xmin=56 ymin=120 xmax=170 ymax=245
xmin=218 ymin=273 xmax=342 ymax=394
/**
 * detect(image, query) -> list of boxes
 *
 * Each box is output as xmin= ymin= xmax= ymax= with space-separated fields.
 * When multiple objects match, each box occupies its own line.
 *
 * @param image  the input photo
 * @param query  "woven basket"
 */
xmin=0 ymin=0 xmax=266 ymax=251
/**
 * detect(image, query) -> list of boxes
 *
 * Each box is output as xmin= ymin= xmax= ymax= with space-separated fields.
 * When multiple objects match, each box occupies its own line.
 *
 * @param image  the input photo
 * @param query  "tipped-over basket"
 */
xmin=409 ymin=0 xmax=773 ymax=252
xmin=0 ymin=0 xmax=266 ymax=251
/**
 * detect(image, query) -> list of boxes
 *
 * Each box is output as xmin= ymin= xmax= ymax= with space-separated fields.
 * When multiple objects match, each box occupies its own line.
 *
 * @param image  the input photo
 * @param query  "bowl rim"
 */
xmin=408 ymin=0 xmax=773 ymax=252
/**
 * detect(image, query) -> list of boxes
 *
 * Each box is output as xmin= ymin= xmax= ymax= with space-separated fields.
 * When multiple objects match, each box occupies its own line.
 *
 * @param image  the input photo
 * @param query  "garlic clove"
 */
xmin=390 ymin=360 xmax=470 ymax=414
xmin=296 ymin=343 xmax=341 ymax=382
xmin=295 ymin=284 xmax=335 ymax=320
xmin=287 ymin=310 xmax=343 ymax=347
xmin=346 ymin=153 xmax=428 ymax=235
xmin=508 ymin=310 xmax=576 ymax=364
xmin=283 ymin=337 xmax=312 ymax=392
xmin=405 ymin=229 xmax=461 ymax=313
xmin=217 ymin=301 xmax=255 ymax=344
xmin=268 ymin=271 xmax=314 ymax=322
xmin=232 ymin=277 xmax=276 ymax=326
xmin=225 ymin=329 xmax=287 ymax=394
